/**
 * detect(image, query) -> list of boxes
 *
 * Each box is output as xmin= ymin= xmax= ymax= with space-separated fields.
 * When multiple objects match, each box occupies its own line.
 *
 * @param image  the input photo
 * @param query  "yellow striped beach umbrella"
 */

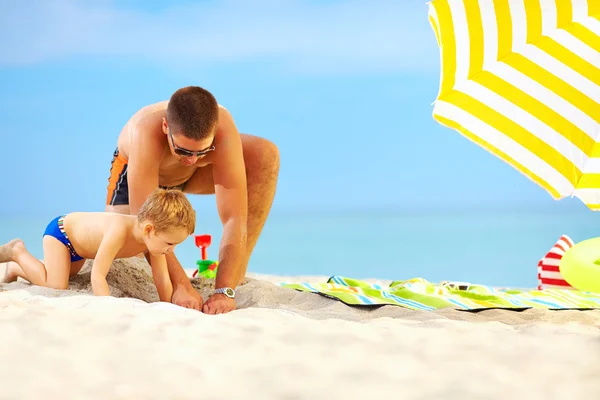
xmin=428 ymin=0 xmax=600 ymax=209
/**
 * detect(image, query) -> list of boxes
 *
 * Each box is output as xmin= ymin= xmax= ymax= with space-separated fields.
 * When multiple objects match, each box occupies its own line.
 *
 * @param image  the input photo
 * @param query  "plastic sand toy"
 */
xmin=191 ymin=234 xmax=219 ymax=279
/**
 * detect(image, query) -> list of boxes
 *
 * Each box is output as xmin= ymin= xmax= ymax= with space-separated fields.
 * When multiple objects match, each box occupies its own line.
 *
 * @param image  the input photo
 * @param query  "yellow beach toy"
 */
xmin=559 ymin=238 xmax=600 ymax=293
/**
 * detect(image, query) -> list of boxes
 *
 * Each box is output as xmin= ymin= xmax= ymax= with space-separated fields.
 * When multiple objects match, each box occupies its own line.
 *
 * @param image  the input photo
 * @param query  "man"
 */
xmin=104 ymin=86 xmax=280 ymax=314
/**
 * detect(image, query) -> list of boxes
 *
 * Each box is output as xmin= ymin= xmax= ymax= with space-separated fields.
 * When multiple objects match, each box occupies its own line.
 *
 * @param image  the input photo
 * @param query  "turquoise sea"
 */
xmin=2 ymin=205 xmax=600 ymax=288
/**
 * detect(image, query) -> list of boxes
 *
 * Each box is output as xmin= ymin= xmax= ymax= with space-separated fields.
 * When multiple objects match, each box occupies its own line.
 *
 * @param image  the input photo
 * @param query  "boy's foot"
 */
xmin=1 ymin=262 xmax=19 ymax=283
xmin=0 ymin=239 xmax=23 ymax=263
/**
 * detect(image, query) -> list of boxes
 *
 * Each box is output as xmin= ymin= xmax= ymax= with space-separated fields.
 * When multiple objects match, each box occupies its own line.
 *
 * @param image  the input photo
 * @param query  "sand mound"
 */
xmin=69 ymin=257 xmax=230 ymax=302
xmin=0 ymin=257 xmax=250 ymax=302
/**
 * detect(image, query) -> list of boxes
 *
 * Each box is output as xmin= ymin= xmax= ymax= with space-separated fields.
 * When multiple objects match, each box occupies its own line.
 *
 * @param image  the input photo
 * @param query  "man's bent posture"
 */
xmin=105 ymin=86 xmax=280 ymax=314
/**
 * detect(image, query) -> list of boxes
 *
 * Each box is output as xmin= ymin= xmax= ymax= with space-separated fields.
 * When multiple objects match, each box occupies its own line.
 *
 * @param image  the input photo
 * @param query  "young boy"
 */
xmin=0 ymin=188 xmax=196 ymax=302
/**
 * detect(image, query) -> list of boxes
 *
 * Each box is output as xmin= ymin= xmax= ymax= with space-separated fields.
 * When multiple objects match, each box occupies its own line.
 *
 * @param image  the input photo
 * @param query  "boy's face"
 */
xmin=145 ymin=226 xmax=190 ymax=256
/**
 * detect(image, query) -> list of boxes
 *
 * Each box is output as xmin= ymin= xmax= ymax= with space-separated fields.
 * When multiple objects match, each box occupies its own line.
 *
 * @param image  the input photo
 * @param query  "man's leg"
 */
xmin=184 ymin=134 xmax=280 ymax=271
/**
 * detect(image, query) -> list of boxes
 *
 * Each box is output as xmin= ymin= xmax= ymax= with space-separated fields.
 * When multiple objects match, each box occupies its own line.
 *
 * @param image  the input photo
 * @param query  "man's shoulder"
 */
xmin=141 ymin=100 xmax=169 ymax=114
xmin=217 ymin=104 xmax=232 ymax=120
xmin=134 ymin=101 xmax=168 ymax=127
xmin=216 ymin=105 xmax=236 ymax=136
xmin=127 ymin=102 xmax=168 ymax=148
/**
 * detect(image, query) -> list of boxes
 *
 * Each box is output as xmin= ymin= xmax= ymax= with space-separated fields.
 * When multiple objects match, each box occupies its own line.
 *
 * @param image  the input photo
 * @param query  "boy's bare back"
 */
xmin=64 ymin=212 xmax=148 ymax=260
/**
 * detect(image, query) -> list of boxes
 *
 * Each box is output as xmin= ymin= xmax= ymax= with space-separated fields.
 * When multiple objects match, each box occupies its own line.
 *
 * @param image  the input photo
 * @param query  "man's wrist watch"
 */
xmin=214 ymin=287 xmax=236 ymax=299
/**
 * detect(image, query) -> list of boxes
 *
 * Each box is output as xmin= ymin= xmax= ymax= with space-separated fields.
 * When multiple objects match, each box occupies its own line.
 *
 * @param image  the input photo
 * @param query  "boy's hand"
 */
xmin=202 ymin=294 xmax=236 ymax=314
xmin=171 ymin=285 xmax=203 ymax=311
xmin=149 ymin=254 xmax=174 ymax=302
xmin=91 ymin=276 xmax=111 ymax=296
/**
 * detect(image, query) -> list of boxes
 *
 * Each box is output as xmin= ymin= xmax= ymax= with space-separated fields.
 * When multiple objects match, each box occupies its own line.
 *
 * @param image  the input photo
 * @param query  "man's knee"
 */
xmin=261 ymin=138 xmax=280 ymax=172
xmin=243 ymin=136 xmax=280 ymax=176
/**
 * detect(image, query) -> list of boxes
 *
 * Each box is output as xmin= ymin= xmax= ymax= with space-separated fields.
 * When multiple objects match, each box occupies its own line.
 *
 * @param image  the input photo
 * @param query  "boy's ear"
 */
xmin=143 ymin=223 xmax=155 ymax=236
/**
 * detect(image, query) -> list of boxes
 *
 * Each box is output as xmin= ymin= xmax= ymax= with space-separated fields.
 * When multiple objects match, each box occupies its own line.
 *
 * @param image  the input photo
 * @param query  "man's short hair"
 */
xmin=166 ymin=86 xmax=219 ymax=140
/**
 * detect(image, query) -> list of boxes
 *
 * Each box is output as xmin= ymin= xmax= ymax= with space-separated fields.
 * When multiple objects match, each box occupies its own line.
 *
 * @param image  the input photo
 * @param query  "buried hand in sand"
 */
xmin=105 ymin=86 xmax=280 ymax=314
xmin=0 ymin=189 xmax=196 ymax=301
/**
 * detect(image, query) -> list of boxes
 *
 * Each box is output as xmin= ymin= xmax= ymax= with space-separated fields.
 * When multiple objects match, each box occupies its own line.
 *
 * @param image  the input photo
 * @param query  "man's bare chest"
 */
xmin=158 ymin=157 xmax=210 ymax=186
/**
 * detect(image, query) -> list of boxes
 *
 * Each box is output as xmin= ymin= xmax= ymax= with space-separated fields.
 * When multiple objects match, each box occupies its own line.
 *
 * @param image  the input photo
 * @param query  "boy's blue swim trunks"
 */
xmin=43 ymin=215 xmax=84 ymax=263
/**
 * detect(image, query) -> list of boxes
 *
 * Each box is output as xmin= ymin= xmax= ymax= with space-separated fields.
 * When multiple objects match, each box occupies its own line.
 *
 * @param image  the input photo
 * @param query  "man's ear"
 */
xmin=162 ymin=117 xmax=169 ymax=135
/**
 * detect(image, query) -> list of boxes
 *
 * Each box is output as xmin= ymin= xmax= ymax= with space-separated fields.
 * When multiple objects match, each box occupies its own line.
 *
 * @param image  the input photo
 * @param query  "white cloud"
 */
xmin=1 ymin=0 xmax=440 ymax=74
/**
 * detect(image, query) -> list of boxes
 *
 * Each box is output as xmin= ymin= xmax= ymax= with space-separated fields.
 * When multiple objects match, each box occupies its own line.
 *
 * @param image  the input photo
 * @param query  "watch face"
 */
xmin=225 ymin=288 xmax=235 ymax=297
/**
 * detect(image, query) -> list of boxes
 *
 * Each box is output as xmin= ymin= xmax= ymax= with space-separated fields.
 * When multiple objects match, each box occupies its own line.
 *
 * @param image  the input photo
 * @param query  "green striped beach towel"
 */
xmin=279 ymin=276 xmax=600 ymax=311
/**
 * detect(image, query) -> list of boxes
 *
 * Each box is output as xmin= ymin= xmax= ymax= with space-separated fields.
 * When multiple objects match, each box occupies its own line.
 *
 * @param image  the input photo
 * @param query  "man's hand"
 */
xmin=202 ymin=294 xmax=236 ymax=314
xmin=171 ymin=285 xmax=203 ymax=311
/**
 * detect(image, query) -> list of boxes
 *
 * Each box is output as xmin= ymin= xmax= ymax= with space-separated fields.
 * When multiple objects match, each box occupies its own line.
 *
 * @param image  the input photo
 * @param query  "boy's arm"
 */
xmin=91 ymin=226 xmax=127 ymax=296
xmin=149 ymin=254 xmax=174 ymax=302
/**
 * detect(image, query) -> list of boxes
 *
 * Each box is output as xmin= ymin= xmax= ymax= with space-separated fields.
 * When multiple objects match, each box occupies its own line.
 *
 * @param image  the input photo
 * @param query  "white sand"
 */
xmin=1 ymin=258 xmax=600 ymax=399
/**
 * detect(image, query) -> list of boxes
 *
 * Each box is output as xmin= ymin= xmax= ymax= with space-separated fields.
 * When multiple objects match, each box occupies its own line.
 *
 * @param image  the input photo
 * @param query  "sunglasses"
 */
xmin=169 ymin=130 xmax=215 ymax=157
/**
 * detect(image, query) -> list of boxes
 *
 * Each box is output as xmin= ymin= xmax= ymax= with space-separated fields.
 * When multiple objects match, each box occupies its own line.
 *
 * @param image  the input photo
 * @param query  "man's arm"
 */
xmin=128 ymin=116 xmax=201 ymax=310
xmin=148 ymin=254 xmax=174 ymax=302
xmin=212 ymin=107 xmax=249 ymax=290
xmin=91 ymin=225 xmax=127 ymax=296
xmin=126 ymin=119 xmax=163 ymax=215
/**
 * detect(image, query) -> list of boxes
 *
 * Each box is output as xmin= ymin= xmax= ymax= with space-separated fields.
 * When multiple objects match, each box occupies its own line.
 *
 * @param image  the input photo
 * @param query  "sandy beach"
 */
xmin=1 ymin=258 xmax=600 ymax=400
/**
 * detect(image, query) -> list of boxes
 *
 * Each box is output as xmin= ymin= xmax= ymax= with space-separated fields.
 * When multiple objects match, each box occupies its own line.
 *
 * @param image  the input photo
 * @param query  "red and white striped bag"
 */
xmin=537 ymin=235 xmax=576 ymax=290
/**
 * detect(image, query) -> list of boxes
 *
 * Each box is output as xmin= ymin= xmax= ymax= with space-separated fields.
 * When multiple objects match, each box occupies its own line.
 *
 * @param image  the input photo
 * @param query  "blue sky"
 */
xmin=0 ymin=0 xmax=591 ymax=217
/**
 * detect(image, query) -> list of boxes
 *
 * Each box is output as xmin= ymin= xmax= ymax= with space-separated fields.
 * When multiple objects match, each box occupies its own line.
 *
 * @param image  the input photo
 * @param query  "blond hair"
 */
xmin=137 ymin=188 xmax=196 ymax=234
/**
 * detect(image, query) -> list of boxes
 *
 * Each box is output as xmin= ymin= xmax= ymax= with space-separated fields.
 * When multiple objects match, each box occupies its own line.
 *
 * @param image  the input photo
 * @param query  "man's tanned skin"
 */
xmin=105 ymin=86 xmax=280 ymax=314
